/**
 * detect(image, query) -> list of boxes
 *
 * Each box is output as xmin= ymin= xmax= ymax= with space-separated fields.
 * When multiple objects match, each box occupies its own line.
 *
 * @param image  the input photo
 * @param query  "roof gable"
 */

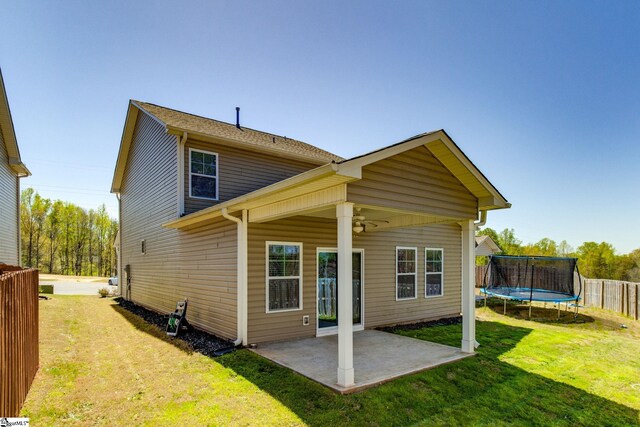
xmin=338 ymin=130 xmax=509 ymax=210
xmin=347 ymin=144 xmax=479 ymax=219
xmin=0 ymin=69 xmax=29 ymax=176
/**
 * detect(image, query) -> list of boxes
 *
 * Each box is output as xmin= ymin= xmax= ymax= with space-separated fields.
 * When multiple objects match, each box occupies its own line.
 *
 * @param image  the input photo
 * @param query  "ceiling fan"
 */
xmin=352 ymin=207 xmax=389 ymax=233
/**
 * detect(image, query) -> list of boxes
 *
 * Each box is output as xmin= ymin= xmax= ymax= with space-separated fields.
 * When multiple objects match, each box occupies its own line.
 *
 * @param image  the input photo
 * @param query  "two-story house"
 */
xmin=0 ymin=69 xmax=30 ymax=265
xmin=111 ymin=100 xmax=509 ymax=388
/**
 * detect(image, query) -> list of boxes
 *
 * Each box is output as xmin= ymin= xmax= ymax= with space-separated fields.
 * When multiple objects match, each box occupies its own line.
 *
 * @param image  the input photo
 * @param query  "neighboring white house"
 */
xmin=475 ymin=235 xmax=501 ymax=257
xmin=0 ymin=69 xmax=30 ymax=265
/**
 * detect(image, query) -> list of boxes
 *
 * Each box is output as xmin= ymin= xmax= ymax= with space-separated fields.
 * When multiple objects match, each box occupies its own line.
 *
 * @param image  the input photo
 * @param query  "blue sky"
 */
xmin=1 ymin=1 xmax=638 ymax=253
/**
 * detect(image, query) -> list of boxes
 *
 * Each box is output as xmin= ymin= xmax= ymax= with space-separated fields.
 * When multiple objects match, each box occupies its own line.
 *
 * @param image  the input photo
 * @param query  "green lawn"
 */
xmin=22 ymin=296 xmax=640 ymax=426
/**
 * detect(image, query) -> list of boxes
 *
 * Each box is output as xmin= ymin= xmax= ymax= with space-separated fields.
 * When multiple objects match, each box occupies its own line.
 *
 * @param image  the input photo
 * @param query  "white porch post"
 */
xmin=461 ymin=219 xmax=476 ymax=353
xmin=336 ymin=202 xmax=355 ymax=387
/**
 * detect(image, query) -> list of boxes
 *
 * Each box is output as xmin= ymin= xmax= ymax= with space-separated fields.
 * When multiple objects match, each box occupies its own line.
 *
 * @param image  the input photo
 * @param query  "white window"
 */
xmin=396 ymin=247 xmax=417 ymax=300
xmin=425 ymin=248 xmax=444 ymax=297
xmin=266 ymin=242 xmax=303 ymax=312
xmin=189 ymin=148 xmax=218 ymax=200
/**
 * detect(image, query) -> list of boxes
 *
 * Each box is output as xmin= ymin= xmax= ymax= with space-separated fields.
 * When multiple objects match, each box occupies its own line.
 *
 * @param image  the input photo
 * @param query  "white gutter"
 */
xmin=221 ymin=207 xmax=248 ymax=347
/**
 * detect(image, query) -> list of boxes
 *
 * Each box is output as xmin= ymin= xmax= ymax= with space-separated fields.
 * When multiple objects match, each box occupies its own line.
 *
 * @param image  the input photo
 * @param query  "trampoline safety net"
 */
xmin=483 ymin=255 xmax=581 ymax=302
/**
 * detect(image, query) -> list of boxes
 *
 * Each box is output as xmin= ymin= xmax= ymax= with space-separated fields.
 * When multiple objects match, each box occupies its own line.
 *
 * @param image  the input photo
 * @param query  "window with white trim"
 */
xmin=189 ymin=148 xmax=218 ymax=200
xmin=267 ymin=242 xmax=302 ymax=312
xmin=425 ymin=248 xmax=444 ymax=297
xmin=396 ymin=247 xmax=417 ymax=300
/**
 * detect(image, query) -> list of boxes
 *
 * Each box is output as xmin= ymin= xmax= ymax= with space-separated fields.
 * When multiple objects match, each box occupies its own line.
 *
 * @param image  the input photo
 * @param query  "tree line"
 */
xmin=20 ymin=188 xmax=118 ymax=277
xmin=477 ymin=227 xmax=640 ymax=282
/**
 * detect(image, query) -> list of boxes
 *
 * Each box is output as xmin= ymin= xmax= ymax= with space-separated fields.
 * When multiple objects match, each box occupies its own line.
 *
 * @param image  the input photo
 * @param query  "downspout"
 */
xmin=474 ymin=210 xmax=487 ymax=230
xmin=472 ymin=209 xmax=487 ymax=349
xmin=221 ymin=207 xmax=248 ymax=347
xmin=177 ymin=132 xmax=187 ymax=216
xmin=116 ymin=193 xmax=123 ymax=298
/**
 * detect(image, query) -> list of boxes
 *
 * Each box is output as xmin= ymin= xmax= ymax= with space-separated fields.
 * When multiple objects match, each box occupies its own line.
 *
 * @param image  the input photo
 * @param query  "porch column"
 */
xmin=461 ymin=219 xmax=476 ymax=353
xmin=336 ymin=202 xmax=355 ymax=387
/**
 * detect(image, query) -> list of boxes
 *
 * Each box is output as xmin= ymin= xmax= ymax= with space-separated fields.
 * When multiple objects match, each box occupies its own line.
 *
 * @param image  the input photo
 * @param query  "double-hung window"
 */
xmin=425 ymin=248 xmax=444 ymax=297
xmin=396 ymin=247 xmax=417 ymax=300
xmin=189 ymin=148 xmax=218 ymax=200
xmin=267 ymin=242 xmax=302 ymax=312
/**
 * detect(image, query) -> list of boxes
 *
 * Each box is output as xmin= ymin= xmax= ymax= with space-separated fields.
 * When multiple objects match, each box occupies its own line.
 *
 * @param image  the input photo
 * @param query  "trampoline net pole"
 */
xmin=575 ymin=263 xmax=583 ymax=318
xmin=529 ymin=265 xmax=535 ymax=319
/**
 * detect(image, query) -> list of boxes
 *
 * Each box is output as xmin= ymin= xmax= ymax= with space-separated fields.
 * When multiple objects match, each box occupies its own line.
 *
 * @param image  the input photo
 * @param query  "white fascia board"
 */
xmin=337 ymin=131 xmax=442 ymax=170
xmin=434 ymin=135 xmax=509 ymax=209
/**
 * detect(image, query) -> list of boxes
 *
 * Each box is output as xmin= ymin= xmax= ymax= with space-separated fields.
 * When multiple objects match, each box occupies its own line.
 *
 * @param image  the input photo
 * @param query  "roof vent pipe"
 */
xmin=235 ymin=107 xmax=240 ymax=129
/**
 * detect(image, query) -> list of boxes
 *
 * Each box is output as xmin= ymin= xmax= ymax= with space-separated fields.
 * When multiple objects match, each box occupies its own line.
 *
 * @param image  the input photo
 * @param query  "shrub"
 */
xmin=98 ymin=288 xmax=110 ymax=298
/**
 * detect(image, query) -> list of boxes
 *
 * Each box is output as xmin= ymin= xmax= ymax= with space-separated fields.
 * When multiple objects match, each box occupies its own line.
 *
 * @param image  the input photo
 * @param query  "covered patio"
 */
xmin=251 ymin=329 xmax=473 ymax=393
xmin=165 ymin=130 xmax=510 ymax=390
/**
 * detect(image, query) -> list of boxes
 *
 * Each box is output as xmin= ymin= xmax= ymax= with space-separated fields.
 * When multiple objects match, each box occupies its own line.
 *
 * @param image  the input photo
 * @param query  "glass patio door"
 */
xmin=317 ymin=250 xmax=363 ymax=334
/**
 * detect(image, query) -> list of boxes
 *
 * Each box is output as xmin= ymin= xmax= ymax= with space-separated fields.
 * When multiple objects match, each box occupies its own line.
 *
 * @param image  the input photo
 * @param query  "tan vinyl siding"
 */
xmin=247 ymin=217 xmax=334 ymax=344
xmin=347 ymin=145 xmax=478 ymax=219
xmin=359 ymin=223 xmax=462 ymax=328
xmin=247 ymin=216 xmax=462 ymax=344
xmin=184 ymin=138 xmax=318 ymax=214
xmin=120 ymin=112 xmax=237 ymax=339
xmin=0 ymin=131 xmax=19 ymax=265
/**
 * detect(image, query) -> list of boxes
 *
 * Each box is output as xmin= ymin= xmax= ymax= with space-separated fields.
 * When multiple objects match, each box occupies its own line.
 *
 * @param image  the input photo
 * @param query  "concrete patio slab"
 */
xmin=250 ymin=329 xmax=473 ymax=393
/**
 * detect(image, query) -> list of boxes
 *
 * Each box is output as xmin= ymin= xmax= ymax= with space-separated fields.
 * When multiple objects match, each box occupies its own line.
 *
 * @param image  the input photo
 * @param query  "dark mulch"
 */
xmin=377 ymin=316 xmax=462 ymax=333
xmin=114 ymin=297 xmax=235 ymax=357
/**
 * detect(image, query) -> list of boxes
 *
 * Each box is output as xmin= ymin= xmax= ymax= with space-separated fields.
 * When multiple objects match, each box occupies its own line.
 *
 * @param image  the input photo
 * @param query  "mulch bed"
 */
xmin=114 ymin=297 xmax=235 ymax=357
xmin=377 ymin=316 xmax=462 ymax=333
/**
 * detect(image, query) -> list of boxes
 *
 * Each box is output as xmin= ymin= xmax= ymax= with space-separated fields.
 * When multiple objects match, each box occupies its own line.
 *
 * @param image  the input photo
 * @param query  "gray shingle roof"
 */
xmin=134 ymin=101 xmax=343 ymax=164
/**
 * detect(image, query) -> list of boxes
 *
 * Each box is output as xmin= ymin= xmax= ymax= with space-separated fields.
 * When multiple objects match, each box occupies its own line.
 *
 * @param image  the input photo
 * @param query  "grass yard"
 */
xmin=22 ymin=296 xmax=640 ymax=426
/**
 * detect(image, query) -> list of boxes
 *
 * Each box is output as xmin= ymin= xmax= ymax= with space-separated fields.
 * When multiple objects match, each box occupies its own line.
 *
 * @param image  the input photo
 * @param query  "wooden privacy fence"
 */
xmin=0 ymin=264 xmax=39 ymax=417
xmin=476 ymin=265 xmax=488 ymax=287
xmin=582 ymin=278 xmax=639 ymax=320
xmin=476 ymin=263 xmax=639 ymax=320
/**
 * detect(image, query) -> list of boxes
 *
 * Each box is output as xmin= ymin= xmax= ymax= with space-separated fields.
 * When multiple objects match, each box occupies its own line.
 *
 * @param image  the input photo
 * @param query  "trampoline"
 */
xmin=481 ymin=255 xmax=582 ymax=318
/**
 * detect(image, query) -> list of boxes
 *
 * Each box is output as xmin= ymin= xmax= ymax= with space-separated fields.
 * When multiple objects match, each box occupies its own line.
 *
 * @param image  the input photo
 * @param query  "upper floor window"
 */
xmin=189 ymin=148 xmax=218 ymax=200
